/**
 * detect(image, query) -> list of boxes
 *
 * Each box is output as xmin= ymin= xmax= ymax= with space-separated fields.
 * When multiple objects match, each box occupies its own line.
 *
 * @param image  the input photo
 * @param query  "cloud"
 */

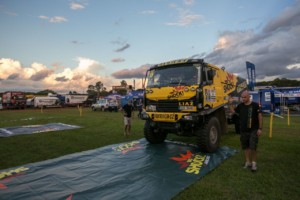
xmin=0 ymin=5 xmax=17 ymax=16
xmin=111 ymin=57 xmax=125 ymax=63
xmin=39 ymin=15 xmax=49 ymax=20
xmin=140 ymin=10 xmax=157 ymax=15
xmin=0 ymin=58 xmax=118 ymax=93
xmin=166 ymin=4 xmax=203 ymax=26
xmin=71 ymin=40 xmax=82 ymax=44
xmin=70 ymin=2 xmax=85 ymax=10
xmin=30 ymin=69 xmax=54 ymax=81
xmin=112 ymin=38 xmax=131 ymax=52
xmin=74 ymin=57 xmax=104 ymax=74
xmin=204 ymin=0 xmax=300 ymax=81
xmin=39 ymin=15 xmax=68 ymax=23
xmin=286 ymin=63 xmax=300 ymax=70
xmin=55 ymin=76 xmax=69 ymax=82
xmin=115 ymin=43 xmax=130 ymax=52
xmin=263 ymin=1 xmax=300 ymax=33
xmin=0 ymin=58 xmax=23 ymax=80
xmin=72 ymin=74 xmax=83 ymax=81
xmin=7 ymin=73 xmax=19 ymax=80
xmin=111 ymin=64 xmax=151 ymax=79
xmin=183 ymin=0 xmax=195 ymax=6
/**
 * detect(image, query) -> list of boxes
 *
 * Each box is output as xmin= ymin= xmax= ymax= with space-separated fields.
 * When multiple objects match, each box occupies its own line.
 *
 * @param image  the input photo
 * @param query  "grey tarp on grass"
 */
xmin=0 ymin=139 xmax=237 ymax=200
xmin=0 ymin=123 xmax=81 ymax=137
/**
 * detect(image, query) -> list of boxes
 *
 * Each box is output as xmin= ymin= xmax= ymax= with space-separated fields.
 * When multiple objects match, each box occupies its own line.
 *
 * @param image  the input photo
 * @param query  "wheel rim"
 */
xmin=209 ymin=126 xmax=218 ymax=144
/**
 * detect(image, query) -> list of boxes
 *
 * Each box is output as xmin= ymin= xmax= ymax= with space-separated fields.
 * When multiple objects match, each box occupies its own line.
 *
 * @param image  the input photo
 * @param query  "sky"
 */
xmin=0 ymin=0 xmax=300 ymax=93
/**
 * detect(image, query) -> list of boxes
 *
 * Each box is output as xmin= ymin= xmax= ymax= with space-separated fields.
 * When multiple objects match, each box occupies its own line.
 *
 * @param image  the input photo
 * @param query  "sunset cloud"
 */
xmin=0 ymin=58 xmax=118 ymax=93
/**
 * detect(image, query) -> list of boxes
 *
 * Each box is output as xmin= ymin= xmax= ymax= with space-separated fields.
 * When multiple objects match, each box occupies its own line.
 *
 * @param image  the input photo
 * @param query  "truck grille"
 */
xmin=147 ymin=100 xmax=179 ymax=112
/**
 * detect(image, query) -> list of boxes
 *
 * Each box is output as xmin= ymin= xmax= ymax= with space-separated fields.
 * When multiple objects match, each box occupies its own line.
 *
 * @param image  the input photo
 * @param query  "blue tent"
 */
xmin=121 ymin=90 xmax=144 ymax=107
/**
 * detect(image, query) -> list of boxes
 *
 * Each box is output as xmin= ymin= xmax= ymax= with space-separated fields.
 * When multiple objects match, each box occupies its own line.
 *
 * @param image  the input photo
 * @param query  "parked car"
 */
xmin=108 ymin=102 xmax=118 ymax=112
xmin=91 ymin=99 xmax=109 ymax=111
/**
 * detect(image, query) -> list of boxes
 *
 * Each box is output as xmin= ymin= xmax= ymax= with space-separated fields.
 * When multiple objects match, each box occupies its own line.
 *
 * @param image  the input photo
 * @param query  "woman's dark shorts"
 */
xmin=240 ymin=129 xmax=259 ymax=150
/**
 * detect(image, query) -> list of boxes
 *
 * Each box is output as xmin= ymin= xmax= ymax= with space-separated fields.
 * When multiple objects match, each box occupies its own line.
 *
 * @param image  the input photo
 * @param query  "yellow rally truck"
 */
xmin=141 ymin=58 xmax=247 ymax=152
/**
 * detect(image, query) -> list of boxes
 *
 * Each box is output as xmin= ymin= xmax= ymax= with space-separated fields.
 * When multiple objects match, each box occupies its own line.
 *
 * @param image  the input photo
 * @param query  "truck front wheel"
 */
xmin=144 ymin=120 xmax=167 ymax=144
xmin=196 ymin=117 xmax=221 ymax=153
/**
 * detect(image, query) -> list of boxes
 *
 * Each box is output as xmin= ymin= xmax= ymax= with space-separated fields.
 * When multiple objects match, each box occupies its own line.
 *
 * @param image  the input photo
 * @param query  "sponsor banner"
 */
xmin=246 ymin=61 xmax=256 ymax=91
xmin=0 ymin=139 xmax=237 ymax=200
xmin=0 ymin=123 xmax=81 ymax=137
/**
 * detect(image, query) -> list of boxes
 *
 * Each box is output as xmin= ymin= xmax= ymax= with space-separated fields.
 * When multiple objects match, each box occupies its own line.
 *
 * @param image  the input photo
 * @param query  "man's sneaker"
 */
xmin=243 ymin=162 xmax=252 ymax=169
xmin=251 ymin=162 xmax=257 ymax=172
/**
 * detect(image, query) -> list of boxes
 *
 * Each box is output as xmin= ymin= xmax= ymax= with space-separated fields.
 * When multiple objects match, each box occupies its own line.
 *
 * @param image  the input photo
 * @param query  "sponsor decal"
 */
xmin=171 ymin=150 xmax=210 ymax=175
xmin=0 ymin=167 xmax=29 ymax=189
xmin=179 ymin=102 xmax=194 ymax=106
xmin=223 ymin=73 xmax=235 ymax=93
xmin=112 ymin=141 xmax=143 ymax=154
xmin=71 ymin=96 xmax=86 ymax=100
xmin=179 ymin=101 xmax=195 ymax=111
xmin=168 ymin=90 xmax=184 ymax=99
xmin=174 ymin=86 xmax=185 ymax=91
xmin=205 ymin=89 xmax=216 ymax=102
xmin=237 ymin=81 xmax=247 ymax=93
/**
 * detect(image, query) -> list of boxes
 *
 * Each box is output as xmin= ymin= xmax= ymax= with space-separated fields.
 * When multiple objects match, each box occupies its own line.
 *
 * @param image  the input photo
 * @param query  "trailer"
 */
xmin=64 ymin=94 xmax=88 ymax=107
xmin=2 ymin=91 xmax=26 ymax=109
xmin=33 ymin=97 xmax=61 ymax=108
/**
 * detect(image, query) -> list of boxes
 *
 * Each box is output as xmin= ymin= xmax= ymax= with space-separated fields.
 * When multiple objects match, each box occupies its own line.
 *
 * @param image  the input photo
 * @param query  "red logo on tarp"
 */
xmin=0 ymin=167 xmax=29 ymax=189
xmin=171 ymin=151 xmax=209 ymax=175
xmin=66 ymin=193 xmax=73 ymax=200
xmin=170 ymin=150 xmax=193 ymax=168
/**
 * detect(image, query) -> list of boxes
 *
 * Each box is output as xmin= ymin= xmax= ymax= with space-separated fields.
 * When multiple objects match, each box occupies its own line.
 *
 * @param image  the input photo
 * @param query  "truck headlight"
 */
xmin=183 ymin=115 xmax=193 ymax=120
xmin=146 ymin=105 xmax=156 ymax=111
xmin=141 ymin=111 xmax=149 ymax=119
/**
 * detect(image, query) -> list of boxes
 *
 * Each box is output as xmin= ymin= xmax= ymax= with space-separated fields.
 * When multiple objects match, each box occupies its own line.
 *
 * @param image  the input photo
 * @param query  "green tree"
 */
xmin=37 ymin=89 xmax=56 ymax=95
xmin=256 ymin=78 xmax=300 ymax=87
xmin=87 ymin=81 xmax=109 ymax=99
xmin=121 ymin=80 xmax=127 ymax=87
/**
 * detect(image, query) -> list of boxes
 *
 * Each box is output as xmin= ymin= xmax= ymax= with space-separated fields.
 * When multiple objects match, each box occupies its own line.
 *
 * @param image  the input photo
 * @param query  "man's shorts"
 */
xmin=124 ymin=117 xmax=132 ymax=125
xmin=240 ymin=129 xmax=259 ymax=150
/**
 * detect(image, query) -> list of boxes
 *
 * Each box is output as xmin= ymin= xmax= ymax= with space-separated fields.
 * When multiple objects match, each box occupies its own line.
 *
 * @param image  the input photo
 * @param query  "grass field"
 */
xmin=0 ymin=108 xmax=299 ymax=200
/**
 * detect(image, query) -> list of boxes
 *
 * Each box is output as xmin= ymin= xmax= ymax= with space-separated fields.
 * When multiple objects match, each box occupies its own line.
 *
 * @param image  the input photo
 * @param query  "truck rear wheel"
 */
xmin=144 ymin=120 xmax=167 ymax=144
xmin=196 ymin=117 xmax=221 ymax=153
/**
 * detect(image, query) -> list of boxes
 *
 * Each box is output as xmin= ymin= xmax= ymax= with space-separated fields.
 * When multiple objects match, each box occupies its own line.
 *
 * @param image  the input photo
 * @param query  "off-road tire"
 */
xmin=144 ymin=120 xmax=167 ymax=144
xmin=196 ymin=116 xmax=221 ymax=153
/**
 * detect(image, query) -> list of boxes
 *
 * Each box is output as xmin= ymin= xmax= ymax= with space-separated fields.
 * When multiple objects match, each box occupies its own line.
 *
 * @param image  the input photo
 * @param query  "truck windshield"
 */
xmin=146 ymin=64 xmax=201 ymax=87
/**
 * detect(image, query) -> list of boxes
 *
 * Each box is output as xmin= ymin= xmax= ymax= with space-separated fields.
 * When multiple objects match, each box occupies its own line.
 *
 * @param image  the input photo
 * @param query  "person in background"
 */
xmin=229 ymin=90 xmax=263 ymax=172
xmin=137 ymin=99 xmax=143 ymax=118
xmin=228 ymin=96 xmax=240 ymax=134
xmin=122 ymin=100 xmax=134 ymax=136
